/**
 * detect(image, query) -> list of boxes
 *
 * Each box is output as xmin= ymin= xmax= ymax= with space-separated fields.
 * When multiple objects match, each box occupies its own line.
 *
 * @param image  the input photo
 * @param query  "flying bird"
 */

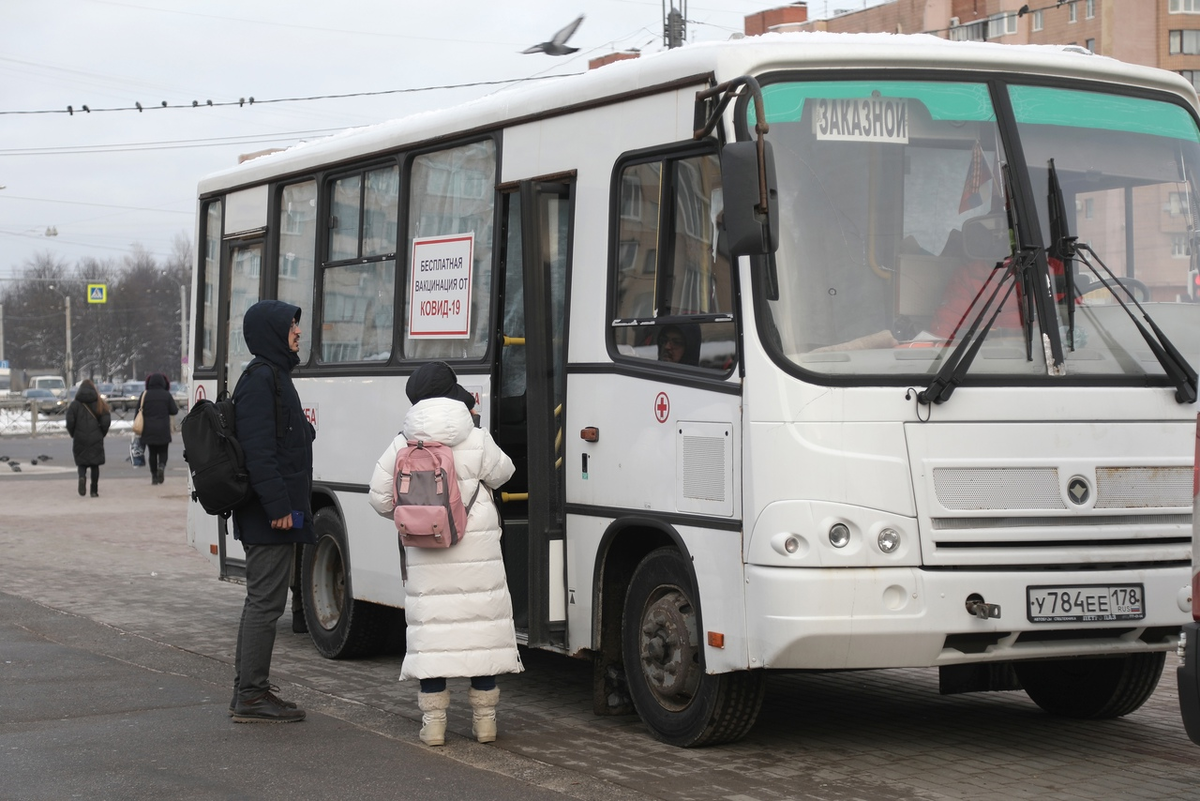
xmin=522 ymin=15 xmax=584 ymax=56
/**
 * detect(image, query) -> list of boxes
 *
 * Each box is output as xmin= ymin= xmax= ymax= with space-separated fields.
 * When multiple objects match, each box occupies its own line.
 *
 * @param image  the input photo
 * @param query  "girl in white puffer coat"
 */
xmin=368 ymin=362 xmax=521 ymax=746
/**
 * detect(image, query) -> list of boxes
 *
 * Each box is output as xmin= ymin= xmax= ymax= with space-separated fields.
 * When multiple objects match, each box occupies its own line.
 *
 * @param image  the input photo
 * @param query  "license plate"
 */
xmin=1026 ymin=584 xmax=1145 ymax=623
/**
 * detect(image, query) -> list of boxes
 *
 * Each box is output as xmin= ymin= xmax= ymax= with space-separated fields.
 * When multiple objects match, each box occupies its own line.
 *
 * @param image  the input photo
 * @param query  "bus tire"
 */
xmin=1014 ymin=651 xmax=1165 ymax=719
xmin=622 ymin=547 xmax=765 ymax=747
xmin=301 ymin=508 xmax=393 ymax=659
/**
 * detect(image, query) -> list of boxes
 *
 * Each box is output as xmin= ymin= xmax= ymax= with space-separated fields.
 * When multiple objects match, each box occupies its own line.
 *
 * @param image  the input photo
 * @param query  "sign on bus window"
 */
xmin=408 ymin=233 xmax=474 ymax=339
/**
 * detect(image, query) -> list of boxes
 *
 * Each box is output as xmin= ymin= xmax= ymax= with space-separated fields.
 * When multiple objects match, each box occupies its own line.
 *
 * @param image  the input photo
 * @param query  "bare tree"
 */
xmin=1 ymin=241 xmax=194 ymax=385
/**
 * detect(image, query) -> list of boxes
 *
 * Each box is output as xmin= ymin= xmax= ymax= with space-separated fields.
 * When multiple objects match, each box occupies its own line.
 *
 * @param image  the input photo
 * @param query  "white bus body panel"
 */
xmin=741 ymin=346 xmax=1193 ymax=669
xmin=746 ymin=564 xmax=1190 ymax=669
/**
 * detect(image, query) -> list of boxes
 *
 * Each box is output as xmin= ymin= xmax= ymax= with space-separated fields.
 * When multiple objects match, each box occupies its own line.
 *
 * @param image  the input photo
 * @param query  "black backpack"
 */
xmin=182 ymin=362 xmax=281 ymax=518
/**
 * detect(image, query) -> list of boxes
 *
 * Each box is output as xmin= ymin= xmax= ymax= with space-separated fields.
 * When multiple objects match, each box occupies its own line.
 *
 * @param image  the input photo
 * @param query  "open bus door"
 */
xmin=496 ymin=179 xmax=572 ymax=649
xmin=213 ymin=237 xmax=263 ymax=581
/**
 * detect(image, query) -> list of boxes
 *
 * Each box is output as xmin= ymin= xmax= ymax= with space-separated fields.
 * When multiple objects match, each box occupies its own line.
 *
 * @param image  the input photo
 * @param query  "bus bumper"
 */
xmin=1178 ymin=622 xmax=1200 ymax=745
xmin=744 ymin=564 xmax=1188 ymax=670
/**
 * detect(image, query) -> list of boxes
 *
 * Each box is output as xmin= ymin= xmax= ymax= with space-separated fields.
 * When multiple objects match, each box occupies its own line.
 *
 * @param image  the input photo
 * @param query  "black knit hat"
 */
xmin=405 ymin=361 xmax=476 ymax=410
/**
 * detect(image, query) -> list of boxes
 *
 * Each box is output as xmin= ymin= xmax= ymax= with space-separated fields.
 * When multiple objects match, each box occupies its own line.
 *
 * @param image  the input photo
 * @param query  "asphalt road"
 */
xmin=2 ymin=432 xmax=1200 ymax=801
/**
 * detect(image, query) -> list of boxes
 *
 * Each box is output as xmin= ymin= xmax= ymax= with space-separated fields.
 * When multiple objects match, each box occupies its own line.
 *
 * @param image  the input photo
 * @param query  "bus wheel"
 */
xmin=1014 ymin=651 xmax=1165 ymax=718
xmin=622 ymin=547 xmax=764 ymax=747
xmin=302 ymin=508 xmax=392 ymax=659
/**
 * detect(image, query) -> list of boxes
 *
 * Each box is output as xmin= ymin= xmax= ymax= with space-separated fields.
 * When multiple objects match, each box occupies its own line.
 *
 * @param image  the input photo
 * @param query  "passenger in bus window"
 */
xmin=367 ymin=361 xmax=521 ymax=747
xmin=229 ymin=300 xmax=315 ymax=724
xmin=657 ymin=323 xmax=700 ymax=365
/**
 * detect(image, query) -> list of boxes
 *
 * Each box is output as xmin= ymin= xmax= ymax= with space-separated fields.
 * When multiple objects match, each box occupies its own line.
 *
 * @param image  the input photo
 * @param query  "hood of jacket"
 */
xmin=402 ymin=397 xmax=474 ymax=449
xmin=243 ymin=299 xmax=301 ymax=372
xmin=146 ymin=373 xmax=169 ymax=391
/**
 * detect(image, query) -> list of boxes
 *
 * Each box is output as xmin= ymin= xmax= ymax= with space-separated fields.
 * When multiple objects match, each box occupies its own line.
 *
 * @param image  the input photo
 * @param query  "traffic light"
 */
xmin=1190 ymin=265 xmax=1200 ymax=301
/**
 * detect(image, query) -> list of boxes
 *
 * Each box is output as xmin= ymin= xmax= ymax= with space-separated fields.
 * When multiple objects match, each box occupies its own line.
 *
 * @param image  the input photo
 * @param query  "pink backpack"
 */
xmin=392 ymin=439 xmax=479 ymax=551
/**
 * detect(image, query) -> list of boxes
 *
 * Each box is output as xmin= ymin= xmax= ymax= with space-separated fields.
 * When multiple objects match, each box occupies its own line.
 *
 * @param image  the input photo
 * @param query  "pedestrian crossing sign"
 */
xmin=87 ymin=284 xmax=107 ymax=303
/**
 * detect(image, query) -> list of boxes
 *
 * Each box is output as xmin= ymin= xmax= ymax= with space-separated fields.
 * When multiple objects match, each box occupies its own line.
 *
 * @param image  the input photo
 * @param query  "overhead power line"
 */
xmin=0 ymin=73 xmax=584 ymax=117
xmin=0 ymin=128 xmax=348 ymax=157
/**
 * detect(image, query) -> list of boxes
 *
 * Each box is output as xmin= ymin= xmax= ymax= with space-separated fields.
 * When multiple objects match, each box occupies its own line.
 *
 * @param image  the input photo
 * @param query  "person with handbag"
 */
xmin=137 ymin=373 xmax=179 ymax=485
xmin=65 ymin=379 xmax=111 ymax=497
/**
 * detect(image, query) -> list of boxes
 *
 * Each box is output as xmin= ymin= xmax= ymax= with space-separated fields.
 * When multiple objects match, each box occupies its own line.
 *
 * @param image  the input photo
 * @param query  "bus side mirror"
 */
xmin=721 ymin=140 xmax=779 ymax=258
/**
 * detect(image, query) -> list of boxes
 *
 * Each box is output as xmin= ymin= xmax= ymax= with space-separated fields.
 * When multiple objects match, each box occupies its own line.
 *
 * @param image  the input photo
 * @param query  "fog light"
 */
xmin=784 ymin=536 xmax=800 ymax=554
xmin=828 ymin=523 xmax=850 ymax=548
xmin=878 ymin=527 xmax=901 ymax=554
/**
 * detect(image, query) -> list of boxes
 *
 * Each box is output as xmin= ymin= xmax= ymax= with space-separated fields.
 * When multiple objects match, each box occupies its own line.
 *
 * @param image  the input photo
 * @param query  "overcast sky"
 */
xmin=0 ymin=0 xmax=887 ymax=281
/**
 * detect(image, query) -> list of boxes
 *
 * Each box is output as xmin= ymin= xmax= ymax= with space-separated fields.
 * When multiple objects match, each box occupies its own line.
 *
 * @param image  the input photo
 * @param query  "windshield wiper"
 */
xmin=918 ymin=248 xmax=1036 ymax=405
xmin=1047 ymin=159 xmax=1078 ymax=350
xmin=1047 ymin=159 xmax=1197 ymax=403
xmin=1073 ymin=243 xmax=1198 ymax=403
xmin=919 ymin=164 xmax=1040 ymax=405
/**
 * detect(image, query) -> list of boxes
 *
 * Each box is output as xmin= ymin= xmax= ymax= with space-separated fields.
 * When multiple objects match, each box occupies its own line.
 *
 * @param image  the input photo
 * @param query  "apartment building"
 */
xmin=754 ymin=1 xmax=1200 ymax=92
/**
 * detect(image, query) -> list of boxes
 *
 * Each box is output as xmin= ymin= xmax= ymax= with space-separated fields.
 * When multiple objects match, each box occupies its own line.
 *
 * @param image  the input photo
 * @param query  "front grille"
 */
xmin=925 ymin=466 xmax=1190 ymax=566
xmin=935 ymin=467 xmax=1063 ymax=510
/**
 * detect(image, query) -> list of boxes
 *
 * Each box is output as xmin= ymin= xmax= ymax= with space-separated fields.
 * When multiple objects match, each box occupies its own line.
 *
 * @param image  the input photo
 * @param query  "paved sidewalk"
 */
xmin=3 ymin=434 xmax=1200 ymax=800
xmin=1 ymin=593 xmax=590 ymax=801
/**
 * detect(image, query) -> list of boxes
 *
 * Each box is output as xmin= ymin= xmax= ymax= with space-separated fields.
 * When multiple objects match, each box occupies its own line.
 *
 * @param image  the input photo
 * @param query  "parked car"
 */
xmin=67 ymin=381 xmax=115 ymax=403
xmin=22 ymin=388 xmax=66 ymax=415
xmin=29 ymin=375 xmax=67 ymax=399
xmin=113 ymin=380 xmax=147 ymax=411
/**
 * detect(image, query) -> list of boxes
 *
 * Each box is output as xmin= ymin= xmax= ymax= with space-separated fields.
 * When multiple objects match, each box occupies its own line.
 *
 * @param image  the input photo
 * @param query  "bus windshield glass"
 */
xmin=755 ymin=77 xmax=1200 ymax=383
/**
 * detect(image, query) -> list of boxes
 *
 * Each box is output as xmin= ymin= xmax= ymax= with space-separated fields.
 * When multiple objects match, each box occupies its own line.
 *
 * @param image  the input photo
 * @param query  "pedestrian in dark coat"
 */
xmin=230 ymin=299 xmax=315 ymax=724
xmin=140 ymin=372 xmax=179 ymax=485
xmin=65 ymin=379 xmax=111 ymax=498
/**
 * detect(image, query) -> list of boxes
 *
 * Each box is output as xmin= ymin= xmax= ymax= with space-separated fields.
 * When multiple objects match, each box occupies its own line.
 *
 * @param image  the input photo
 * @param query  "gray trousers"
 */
xmin=234 ymin=543 xmax=294 ymax=702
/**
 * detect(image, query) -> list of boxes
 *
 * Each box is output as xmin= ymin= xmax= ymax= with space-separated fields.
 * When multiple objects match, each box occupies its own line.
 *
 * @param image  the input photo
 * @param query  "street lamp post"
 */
xmin=64 ymin=294 xmax=73 ymax=383
xmin=47 ymin=285 xmax=74 ymax=384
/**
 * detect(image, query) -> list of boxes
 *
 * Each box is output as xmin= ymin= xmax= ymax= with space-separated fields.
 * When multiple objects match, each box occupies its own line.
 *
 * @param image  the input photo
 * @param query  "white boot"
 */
xmin=417 ymin=690 xmax=450 ymax=746
xmin=468 ymin=687 xmax=499 ymax=743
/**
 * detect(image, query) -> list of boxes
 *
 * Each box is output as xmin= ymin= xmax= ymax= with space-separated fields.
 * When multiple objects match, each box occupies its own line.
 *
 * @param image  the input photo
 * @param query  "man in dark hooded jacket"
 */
xmin=230 ymin=299 xmax=315 ymax=723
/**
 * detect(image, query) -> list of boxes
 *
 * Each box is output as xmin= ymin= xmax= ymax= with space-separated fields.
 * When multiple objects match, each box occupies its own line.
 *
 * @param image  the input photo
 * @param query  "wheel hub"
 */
xmin=311 ymin=538 xmax=345 ymax=630
xmin=638 ymin=588 xmax=700 ymax=709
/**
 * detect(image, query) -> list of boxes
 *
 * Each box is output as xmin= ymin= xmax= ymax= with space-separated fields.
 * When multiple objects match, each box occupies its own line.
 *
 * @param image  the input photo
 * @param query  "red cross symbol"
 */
xmin=654 ymin=392 xmax=670 ymax=424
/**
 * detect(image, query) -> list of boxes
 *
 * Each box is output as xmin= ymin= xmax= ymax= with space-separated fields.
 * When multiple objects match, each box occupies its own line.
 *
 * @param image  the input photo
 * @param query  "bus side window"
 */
xmin=402 ymin=140 xmax=497 ymax=362
xmin=610 ymin=151 xmax=736 ymax=373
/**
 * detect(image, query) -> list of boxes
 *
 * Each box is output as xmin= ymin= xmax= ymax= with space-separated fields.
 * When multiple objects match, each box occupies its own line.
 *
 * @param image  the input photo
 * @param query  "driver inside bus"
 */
xmin=929 ymin=216 xmax=1067 ymax=342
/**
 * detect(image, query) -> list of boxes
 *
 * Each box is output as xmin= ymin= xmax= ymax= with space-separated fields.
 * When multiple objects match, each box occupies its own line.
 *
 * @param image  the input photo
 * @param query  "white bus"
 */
xmin=187 ymin=32 xmax=1200 ymax=746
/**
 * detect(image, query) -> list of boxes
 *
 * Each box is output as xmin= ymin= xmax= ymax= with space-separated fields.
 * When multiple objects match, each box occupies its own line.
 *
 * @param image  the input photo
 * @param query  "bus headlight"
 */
xmin=877 ymin=527 xmax=901 ymax=554
xmin=828 ymin=523 xmax=851 ymax=549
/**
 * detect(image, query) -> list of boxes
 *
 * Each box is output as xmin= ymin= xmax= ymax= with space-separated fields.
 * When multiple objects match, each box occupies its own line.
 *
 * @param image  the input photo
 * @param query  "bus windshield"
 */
xmin=756 ymin=77 xmax=1200 ymax=384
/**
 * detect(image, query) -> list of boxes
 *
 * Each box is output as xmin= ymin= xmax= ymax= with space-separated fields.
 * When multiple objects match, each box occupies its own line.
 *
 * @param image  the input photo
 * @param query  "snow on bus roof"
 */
xmin=198 ymin=31 xmax=1195 ymax=194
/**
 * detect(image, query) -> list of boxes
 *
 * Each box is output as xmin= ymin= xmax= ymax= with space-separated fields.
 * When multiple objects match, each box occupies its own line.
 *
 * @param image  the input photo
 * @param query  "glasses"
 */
xmin=662 ymin=337 xmax=685 ymax=349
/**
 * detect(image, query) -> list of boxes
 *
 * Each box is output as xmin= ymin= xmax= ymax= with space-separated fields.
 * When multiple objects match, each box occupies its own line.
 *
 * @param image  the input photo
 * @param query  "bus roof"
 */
xmin=197 ymin=31 xmax=1199 ymax=195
